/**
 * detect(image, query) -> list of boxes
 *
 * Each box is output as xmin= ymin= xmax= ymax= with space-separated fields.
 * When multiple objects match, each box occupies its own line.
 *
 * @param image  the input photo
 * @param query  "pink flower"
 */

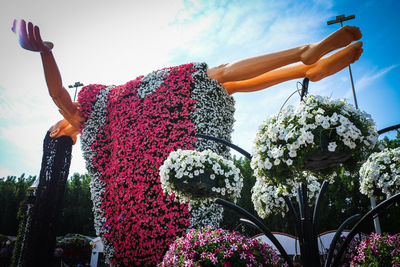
xmin=80 ymin=64 xmax=199 ymax=266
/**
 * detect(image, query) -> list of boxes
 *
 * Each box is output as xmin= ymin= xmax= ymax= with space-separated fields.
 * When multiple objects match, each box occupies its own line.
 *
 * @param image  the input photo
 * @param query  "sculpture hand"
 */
xmin=12 ymin=19 xmax=54 ymax=52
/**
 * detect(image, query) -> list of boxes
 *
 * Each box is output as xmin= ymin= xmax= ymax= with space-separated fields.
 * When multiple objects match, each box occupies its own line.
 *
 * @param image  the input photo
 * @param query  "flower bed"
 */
xmin=359 ymin=147 xmax=400 ymax=199
xmin=351 ymin=232 xmax=400 ymax=267
xmin=188 ymin=201 xmax=224 ymax=229
xmin=159 ymin=226 xmax=287 ymax=266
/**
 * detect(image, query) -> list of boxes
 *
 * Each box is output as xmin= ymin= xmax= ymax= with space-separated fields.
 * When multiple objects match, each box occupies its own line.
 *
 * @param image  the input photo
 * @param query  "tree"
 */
xmin=0 ymin=174 xmax=35 ymax=236
xmin=57 ymin=173 xmax=95 ymax=236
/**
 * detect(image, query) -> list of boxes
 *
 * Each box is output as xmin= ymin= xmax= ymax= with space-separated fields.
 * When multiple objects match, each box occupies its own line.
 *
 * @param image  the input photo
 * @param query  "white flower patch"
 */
xmin=359 ymin=147 xmax=400 ymax=199
xmin=328 ymin=142 xmax=337 ymax=152
xmin=251 ymin=179 xmax=288 ymax=218
xmin=160 ymin=149 xmax=243 ymax=204
xmin=137 ymin=68 xmax=170 ymax=99
xmin=191 ymin=63 xmax=235 ymax=160
xmin=80 ymin=86 xmax=115 ymax=263
xmin=188 ymin=201 xmax=224 ymax=229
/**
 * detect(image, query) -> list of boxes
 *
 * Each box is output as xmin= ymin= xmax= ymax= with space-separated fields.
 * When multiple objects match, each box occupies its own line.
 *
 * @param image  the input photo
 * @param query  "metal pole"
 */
xmin=370 ymin=197 xmax=382 ymax=234
xmin=327 ymin=14 xmax=381 ymax=234
xmin=68 ymin=82 xmax=84 ymax=102
xmin=348 ymin=64 xmax=359 ymax=109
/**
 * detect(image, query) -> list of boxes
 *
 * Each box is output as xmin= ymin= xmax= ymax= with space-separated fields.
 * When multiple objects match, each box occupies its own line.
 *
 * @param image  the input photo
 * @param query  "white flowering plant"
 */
xmin=160 ymin=149 xmax=243 ymax=204
xmin=251 ymin=173 xmax=322 ymax=218
xmin=188 ymin=201 xmax=224 ymax=229
xmin=250 ymin=95 xmax=378 ymax=217
xmin=251 ymin=94 xmax=378 ymax=189
xmin=359 ymin=147 xmax=400 ymax=199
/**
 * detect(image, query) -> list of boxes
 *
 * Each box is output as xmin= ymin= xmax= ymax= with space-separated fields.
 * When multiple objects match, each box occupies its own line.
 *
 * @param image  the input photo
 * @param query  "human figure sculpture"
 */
xmin=12 ymin=19 xmax=363 ymax=266
xmin=12 ymin=19 xmax=363 ymax=140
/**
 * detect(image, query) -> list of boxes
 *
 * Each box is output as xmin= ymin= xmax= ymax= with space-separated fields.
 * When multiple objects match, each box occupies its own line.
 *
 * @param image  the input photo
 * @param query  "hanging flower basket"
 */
xmin=359 ymin=147 xmax=400 ymax=199
xmin=301 ymin=133 xmax=351 ymax=170
xmin=251 ymin=95 xmax=378 ymax=187
xmin=160 ymin=149 xmax=243 ymax=204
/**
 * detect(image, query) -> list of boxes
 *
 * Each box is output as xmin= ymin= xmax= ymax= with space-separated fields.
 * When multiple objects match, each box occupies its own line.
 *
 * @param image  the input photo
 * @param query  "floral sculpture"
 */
xmin=159 ymin=225 xmax=288 ymax=267
xmin=78 ymin=63 xmax=235 ymax=266
xmin=359 ymin=147 xmax=400 ymax=199
xmin=250 ymin=95 xmax=378 ymax=217
xmin=350 ymin=232 xmax=400 ymax=267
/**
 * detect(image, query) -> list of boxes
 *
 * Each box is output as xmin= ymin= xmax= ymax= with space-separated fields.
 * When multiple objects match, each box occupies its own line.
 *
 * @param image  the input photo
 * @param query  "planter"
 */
xmin=175 ymin=172 xmax=219 ymax=198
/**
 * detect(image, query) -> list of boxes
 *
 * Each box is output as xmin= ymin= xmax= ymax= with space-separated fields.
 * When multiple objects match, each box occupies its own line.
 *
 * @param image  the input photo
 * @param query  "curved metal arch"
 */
xmin=215 ymin=198 xmax=294 ymax=267
xmin=195 ymin=133 xmax=252 ymax=159
xmin=331 ymin=193 xmax=400 ymax=267
xmin=324 ymin=214 xmax=361 ymax=267
xmin=378 ymin=124 xmax=400 ymax=135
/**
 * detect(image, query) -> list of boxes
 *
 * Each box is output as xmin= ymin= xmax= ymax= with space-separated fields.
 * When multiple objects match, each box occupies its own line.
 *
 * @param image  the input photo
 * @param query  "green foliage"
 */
xmin=57 ymin=173 xmax=95 ymax=236
xmin=381 ymin=131 xmax=400 ymax=149
xmin=0 ymin=173 xmax=95 ymax=237
xmin=0 ymin=174 xmax=35 ymax=235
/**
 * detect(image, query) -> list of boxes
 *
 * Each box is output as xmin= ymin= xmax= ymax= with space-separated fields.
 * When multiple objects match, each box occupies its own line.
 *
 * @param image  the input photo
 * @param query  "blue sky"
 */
xmin=0 ymin=0 xmax=399 ymax=178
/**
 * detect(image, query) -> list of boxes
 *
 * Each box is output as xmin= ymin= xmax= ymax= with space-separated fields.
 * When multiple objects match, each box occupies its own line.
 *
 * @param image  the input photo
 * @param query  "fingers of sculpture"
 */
xmin=12 ymin=19 xmax=53 ymax=52
xmin=34 ymin=24 xmax=54 ymax=51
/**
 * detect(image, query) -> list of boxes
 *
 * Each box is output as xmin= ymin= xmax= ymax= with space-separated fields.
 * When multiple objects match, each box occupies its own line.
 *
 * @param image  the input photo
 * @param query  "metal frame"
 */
xmin=196 ymin=125 xmax=400 ymax=267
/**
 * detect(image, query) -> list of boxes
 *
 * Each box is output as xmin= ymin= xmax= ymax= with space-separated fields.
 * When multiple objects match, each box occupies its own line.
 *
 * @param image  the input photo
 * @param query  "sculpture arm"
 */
xmin=40 ymin=51 xmax=82 ymax=129
xmin=12 ymin=19 xmax=82 ymax=133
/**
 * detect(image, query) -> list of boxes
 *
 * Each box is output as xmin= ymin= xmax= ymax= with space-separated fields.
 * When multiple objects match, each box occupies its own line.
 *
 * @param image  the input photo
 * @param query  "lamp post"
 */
xmin=327 ymin=14 xmax=382 ymax=235
xmin=68 ymin=81 xmax=84 ymax=101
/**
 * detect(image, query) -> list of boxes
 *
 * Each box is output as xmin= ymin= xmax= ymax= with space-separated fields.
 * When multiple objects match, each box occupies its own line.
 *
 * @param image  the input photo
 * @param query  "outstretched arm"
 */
xmin=12 ymin=19 xmax=82 ymax=130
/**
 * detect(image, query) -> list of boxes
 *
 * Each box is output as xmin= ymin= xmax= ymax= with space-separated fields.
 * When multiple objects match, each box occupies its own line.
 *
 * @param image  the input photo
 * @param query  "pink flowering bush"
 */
xmin=159 ymin=226 xmax=288 ymax=267
xmin=351 ymin=233 xmax=400 ymax=267
xmin=320 ymin=234 xmax=361 ymax=267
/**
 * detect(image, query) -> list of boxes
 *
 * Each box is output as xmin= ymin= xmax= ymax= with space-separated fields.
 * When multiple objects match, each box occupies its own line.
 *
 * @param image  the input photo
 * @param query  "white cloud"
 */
xmin=355 ymin=64 xmax=398 ymax=92
xmin=341 ymin=64 xmax=398 ymax=100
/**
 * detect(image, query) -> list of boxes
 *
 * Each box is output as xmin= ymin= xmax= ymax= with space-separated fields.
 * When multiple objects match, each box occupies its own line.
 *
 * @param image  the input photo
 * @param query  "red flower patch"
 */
xmin=78 ymin=64 xmax=201 ymax=266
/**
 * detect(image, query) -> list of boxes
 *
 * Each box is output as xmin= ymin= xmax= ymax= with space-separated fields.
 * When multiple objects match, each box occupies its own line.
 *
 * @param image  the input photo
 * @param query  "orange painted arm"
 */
xmin=12 ymin=19 xmax=82 ymax=140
